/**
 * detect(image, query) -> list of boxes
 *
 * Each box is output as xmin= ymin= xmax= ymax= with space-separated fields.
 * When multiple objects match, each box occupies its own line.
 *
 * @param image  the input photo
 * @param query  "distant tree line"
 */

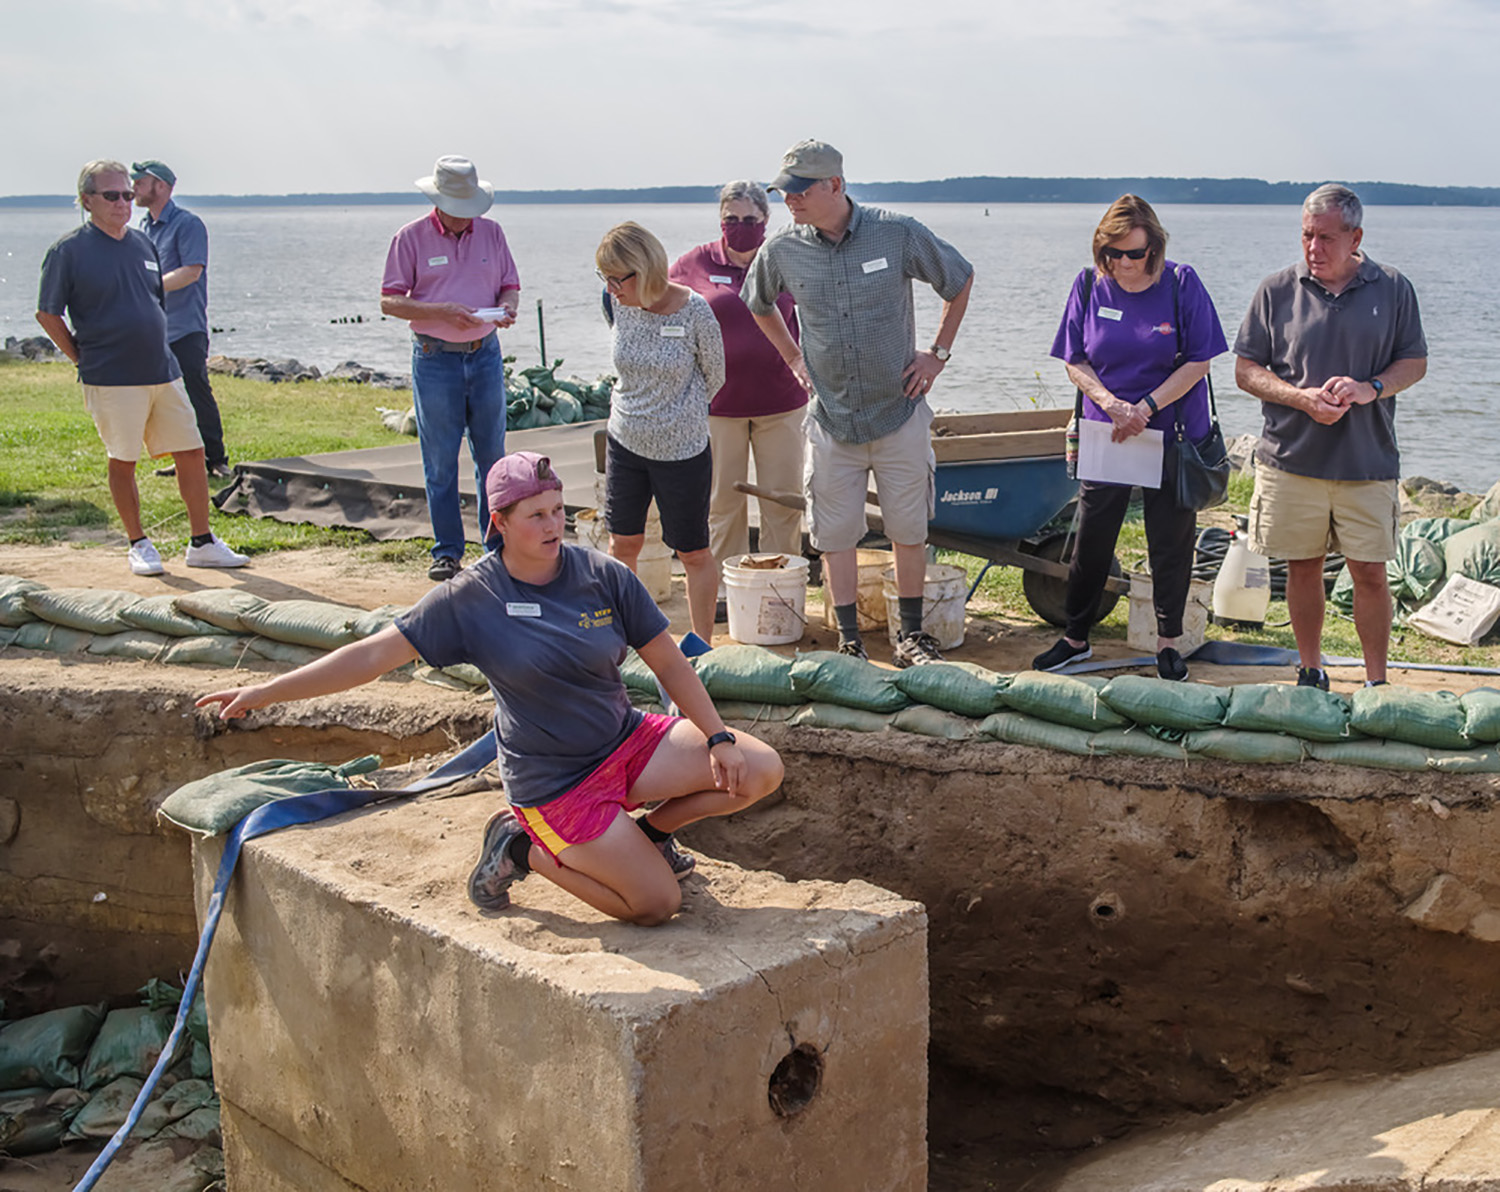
xmin=5 ymin=177 xmax=1498 ymax=207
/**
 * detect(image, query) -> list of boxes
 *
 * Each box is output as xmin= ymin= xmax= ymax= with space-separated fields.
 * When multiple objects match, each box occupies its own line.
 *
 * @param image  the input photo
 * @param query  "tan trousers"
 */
xmin=708 ymin=407 xmax=806 ymax=566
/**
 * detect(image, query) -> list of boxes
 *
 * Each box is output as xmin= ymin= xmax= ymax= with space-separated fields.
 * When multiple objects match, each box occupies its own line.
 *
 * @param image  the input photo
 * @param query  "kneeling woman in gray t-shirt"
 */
xmin=198 ymin=452 xmax=783 ymax=926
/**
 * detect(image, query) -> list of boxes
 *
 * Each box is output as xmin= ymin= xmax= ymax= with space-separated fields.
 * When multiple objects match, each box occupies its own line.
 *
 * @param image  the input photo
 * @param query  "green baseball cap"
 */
xmin=131 ymin=160 xmax=176 ymax=187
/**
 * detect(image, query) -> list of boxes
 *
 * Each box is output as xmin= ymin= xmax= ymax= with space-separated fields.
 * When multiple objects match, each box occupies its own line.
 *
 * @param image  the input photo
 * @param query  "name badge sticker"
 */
xmin=428 ymin=255 xmax=449 ymax=267
xmin=144 ymin=261 xmax=159 ymax=272
xmin=660 ymin=325 xmax=687 ymax=338
xmin=862 ymin=257 xmax=889 ymax=274
xmin=709 ymin=275 xmax=734 ymax=285
xmin=505 ymin=602 xmax=542 ymax=618
xmin=1098 ymin=306 xmax=1123 ymax=321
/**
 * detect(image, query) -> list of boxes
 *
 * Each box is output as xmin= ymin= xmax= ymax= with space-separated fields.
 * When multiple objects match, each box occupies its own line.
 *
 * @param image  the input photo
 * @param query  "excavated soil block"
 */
xmin=192 ymin=795 xmax=929 ymax=1192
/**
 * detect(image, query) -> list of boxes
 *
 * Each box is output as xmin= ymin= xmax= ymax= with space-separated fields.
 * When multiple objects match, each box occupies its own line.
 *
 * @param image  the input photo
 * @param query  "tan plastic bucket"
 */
xmin=882 ymin=563 xmax=968 ymax=650
xmin=820 ymin=548 xmax=891 ymax=632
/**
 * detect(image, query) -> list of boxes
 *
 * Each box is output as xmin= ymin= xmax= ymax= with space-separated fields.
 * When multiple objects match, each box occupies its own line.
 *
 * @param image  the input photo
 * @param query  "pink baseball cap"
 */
xmin=485 ymin=451 xmax=564 ymax=517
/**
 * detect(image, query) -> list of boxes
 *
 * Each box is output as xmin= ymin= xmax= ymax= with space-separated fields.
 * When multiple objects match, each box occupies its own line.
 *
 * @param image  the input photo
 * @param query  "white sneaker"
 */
xmin=128 ymin=539 xmax=164 ymax=576
xmin=184 ymin=534 xmax=249 ymax=569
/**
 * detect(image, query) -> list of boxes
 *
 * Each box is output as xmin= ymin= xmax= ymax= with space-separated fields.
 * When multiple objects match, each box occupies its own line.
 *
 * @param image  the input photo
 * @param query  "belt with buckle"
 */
xmin=414 ymin=330 xmax=495 ymax=355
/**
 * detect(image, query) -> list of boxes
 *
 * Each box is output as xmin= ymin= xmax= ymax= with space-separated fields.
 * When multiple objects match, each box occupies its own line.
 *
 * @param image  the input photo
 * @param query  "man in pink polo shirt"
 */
xmin=381 ymin=155 xmax=522 ymax=582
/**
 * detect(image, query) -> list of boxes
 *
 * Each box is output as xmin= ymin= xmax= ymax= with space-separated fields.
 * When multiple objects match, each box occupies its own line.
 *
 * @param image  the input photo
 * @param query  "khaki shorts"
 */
xmin=805 ymin=402 xmax=934 ymax=552
xmin=1248 ymin=461 xmax=1398 ymax=563
xmin=82 ymin=380 xmax=203 ymax=462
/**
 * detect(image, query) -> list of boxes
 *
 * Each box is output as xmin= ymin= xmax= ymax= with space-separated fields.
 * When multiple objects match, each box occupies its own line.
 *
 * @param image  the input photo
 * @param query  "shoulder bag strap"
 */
xmin=1074 ymin=267 xmax=1094 ymax=423
xmin=1171 ymin=264 xmax=1217 ymax=441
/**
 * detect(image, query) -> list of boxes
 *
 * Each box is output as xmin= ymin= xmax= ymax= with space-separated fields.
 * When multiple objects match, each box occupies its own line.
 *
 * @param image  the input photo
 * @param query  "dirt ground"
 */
xmin=1 ymin=540 xmax=1493 ymax=697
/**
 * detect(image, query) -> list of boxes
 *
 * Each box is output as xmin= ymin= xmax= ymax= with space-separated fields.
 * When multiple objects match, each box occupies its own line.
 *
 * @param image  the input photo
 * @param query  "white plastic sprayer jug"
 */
xmin=1212 ymin=517 xmax=1271 ymax=628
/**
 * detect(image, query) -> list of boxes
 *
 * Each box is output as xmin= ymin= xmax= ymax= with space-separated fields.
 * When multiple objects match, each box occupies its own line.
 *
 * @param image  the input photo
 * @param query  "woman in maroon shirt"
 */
xmin=669 ymin=181 xmax=807 ymax=578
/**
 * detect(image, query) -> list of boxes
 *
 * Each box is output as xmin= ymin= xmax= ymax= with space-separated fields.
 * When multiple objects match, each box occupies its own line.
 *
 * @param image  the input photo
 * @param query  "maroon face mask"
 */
xmin=721 ymin=220 xmax=766 ymax=253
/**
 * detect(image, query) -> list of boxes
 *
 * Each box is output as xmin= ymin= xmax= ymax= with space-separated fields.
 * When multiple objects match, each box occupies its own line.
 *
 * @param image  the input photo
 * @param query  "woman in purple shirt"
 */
xmin=1033 ymin=195 xmax=1228 ymax=682
xmin=669 ymin=181 xmax=807 ymax=574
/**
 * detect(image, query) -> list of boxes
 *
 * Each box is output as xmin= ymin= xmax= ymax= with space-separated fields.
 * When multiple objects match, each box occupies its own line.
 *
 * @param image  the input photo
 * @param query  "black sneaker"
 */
xmin=656 ymin=835 xmax=697 ymax=880
xmin=1032 ymin=638 xmax=1092 ymax=672
xmin=428 ymin=556 xmax=463 ymax=582
xmin=467 ymin=808 xmax=529 ymax=911
xmin=1156 ymin=647 xmax=1189 ymax=682
xmin=837 ymin=637 xmax=869 ymax=662
xmin=1365 ymin=678 xmax=1388 ymax=688
xmin=892 ymin=630 xmax=944 ymax=668
xmin=207 ymin=461 xmax=235 ymax=479
xmin=1296 ymin=666 xmax=1330 ymax=691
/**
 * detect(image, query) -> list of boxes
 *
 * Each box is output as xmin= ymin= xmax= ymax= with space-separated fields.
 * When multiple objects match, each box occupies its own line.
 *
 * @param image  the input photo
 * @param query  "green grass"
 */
xmin=0 ymin=358 xmax=422 ymax=556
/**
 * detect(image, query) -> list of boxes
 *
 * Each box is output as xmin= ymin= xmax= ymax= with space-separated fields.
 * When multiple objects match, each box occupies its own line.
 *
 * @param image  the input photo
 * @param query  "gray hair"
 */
xmin=76 ymin=159 xmax=130 ymax=203
xmin=1303 ymin=183 xmax=1363 ymax=231
xmin=719 ymin=179 xmax=770 ymax=220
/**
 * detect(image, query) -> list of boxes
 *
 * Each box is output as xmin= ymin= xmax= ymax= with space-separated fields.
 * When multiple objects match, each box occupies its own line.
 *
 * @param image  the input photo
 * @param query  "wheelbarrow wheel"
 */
xmin=1021 ymin=533 xmax=1123 ymax=629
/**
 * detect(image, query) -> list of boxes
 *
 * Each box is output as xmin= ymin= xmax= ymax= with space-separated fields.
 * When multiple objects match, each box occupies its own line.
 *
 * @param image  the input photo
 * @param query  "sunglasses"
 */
xmin=1101 ymin=246 xmax=1149 ymax=261
xmin=595 ymin=269 xmax=636 ymax=290
xmin=88 ymin=190 xmax=134 ymax=203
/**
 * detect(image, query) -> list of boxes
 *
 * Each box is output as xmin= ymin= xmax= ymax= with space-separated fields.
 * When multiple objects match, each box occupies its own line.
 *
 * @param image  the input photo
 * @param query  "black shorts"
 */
xmin=604 ymin=435 xmax=712 ymax=554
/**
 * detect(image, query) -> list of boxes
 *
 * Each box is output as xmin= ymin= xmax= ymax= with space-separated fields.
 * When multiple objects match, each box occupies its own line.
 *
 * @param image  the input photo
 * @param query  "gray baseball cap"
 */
xmin=769 ymin=139 xmax=843 ymax=193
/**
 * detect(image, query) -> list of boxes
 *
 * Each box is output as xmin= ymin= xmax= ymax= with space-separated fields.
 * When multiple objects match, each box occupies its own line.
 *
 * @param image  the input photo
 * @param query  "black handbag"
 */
xmin=1161 ymin=266 xmax=1231 ymax=511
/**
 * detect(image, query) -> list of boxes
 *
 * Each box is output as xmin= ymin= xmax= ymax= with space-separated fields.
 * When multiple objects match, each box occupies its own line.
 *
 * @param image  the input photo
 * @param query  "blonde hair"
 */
xmin=595 ymin=222 xmax=669 ymax=307
xmin=1092 ymin=194 xmax=1168 ymax=277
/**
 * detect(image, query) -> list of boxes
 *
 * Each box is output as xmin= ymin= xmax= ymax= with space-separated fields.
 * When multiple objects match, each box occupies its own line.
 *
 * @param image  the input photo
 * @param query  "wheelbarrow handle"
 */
xmin=733 ymin=480 xmax=807 ymax=512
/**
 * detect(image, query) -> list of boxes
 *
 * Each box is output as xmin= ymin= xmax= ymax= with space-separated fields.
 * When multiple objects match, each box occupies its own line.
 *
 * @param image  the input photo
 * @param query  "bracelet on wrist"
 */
xmin=1142 ymin=394 xmax=1160 ymax=416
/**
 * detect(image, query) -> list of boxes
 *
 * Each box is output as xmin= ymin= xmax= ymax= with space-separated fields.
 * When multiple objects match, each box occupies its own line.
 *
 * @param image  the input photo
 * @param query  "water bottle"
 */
xmin=1065 ymin=415 xmax=1080 ymax=479
xmin=1212 ymin=517 xmax=1272 ymax=628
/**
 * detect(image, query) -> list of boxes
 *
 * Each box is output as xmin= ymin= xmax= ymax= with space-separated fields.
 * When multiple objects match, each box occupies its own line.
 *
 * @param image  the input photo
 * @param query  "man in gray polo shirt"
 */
xmin=1234 ymin=183 xmax=1427 ymax=689
xmin=743 ymin=139 xmax=974 ymax=667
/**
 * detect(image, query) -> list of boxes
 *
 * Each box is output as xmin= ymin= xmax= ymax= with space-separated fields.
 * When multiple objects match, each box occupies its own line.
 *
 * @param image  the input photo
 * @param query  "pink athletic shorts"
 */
xmin=513 ymin=713 xmax=677 ymax=865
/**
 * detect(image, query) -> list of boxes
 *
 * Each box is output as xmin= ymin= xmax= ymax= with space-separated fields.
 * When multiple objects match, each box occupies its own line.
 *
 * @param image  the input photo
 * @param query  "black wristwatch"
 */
xmin=1370 ymin=378 xmax=1385 ymax=398
xmin=706 ymin=730 xmax=736 ymax=750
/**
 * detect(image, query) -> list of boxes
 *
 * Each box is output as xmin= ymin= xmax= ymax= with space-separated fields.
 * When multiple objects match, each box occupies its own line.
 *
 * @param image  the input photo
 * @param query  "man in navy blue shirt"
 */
xmin=132 ymin=160 xmax=231 ymax=479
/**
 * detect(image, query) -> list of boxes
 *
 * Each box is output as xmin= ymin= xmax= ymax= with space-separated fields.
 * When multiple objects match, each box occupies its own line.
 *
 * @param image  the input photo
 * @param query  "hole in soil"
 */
xmin=768 ymin=1042 xmax=823 ymax=1118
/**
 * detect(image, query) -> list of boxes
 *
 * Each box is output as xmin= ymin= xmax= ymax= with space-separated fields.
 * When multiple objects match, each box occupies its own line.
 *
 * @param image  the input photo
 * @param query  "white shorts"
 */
xmin=804 ymin=402 xmax=934 ymax=552
xmin=82 ymin=380 xmax=203 ymax=462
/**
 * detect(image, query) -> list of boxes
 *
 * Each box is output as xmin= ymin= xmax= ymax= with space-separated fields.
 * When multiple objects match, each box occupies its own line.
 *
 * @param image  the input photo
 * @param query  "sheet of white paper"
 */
xmin=471 ymin=307 xmax=512 ymax=321
xmin=1077 ymin=419 xmax=1164 ymax=488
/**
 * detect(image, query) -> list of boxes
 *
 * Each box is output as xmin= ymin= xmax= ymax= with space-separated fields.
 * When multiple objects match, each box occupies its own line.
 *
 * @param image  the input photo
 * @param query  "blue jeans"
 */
xmin=410 ymin=334 xmax=506 ymax=561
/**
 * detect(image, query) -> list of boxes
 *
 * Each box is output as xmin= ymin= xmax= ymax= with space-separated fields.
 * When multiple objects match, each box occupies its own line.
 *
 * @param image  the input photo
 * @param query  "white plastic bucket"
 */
xmin=882 ymin=563 xmax=968 ymax=650
xmin=820 ymin=548 xmax=891 ymax=632
xmin=1126 ymin=572 xmax=1212 ymax=654
xmin=724 ymin=554 xmax=810 ymax=646
xmin=577 ymin=506 xmax=672 ymax=603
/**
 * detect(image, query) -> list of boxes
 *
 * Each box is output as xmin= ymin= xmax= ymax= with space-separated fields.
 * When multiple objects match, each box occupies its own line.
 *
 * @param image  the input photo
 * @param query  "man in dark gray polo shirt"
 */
xmin=743 ymin=139 xmax=974 ymax=667
xmin=36 ymin=159 xmax=247 ymax=577
xmin=1234 ymin=183 xmax=1427 ymax=689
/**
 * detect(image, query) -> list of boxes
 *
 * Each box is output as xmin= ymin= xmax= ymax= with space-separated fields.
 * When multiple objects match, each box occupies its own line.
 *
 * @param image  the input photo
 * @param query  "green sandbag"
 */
xmin=888 ymin=660 xmax=1005 ymax=718
xmin=134 ymin=1078 xmax=216 ymax=1140
xmin=1388 ymin=536 xmax=1446 ymax=609
xmin=171 ymin=589 xmax=268 ymax=632
xmin=1308 ymin=738 xmax=1441 ymax=771
xmin=14 ymin=621 xmax=93 ymax=653
xmin=1471 ymin=481 xmax=1500 ymax=522
xmin=1402 ymin=516 xmax=1475 ymax=544
xmin=161 ymin=635 xmax=255 ymax=667
xmin=249 ymin=637 xmax=329 ymax=667
xmin=441 ymin=662 xmax=489 ymax=689
xmin=890 ymin=704 xmax=979 ymax=741
xmin=1098 ymin=674 xmax=1229 ymax=731
xmin=1089 ymin=727 xmax=1190 ymax=761
xmin=189 ymin=1039 xmax=213 ymax=1080
xmin=549 ymin=392 xmax=583 ymax=423
xmin=1349 ymin=686 xmax=1471 ymax=750
xmin=693 ymin=644 xmax=802 ymax=705
xmin=1462 ymin=688 xmax=1500 ymax=743
xmin=978 ymin=710 xmax=1094 ymax=755
xmin=350 ymin=604 xmax=406 ymax=638
xmin=789 ymin=651 xmax=911 ymax=713
xmin=157 ymin=754 xmax=381 ymax=836
xmin=1430 ymin=747 xmax=1500 ymax=774
xmin=619 ymin=648 xmax=660 ymax=696
xmin=0 ymin=575 xmax=47 ymax=627
xmin=1222 ymin=684 xmax=1354 ymax=742
xmin=787 ymin=703 xmax=894 ymax=733
xmin=1443 ymin=520 xmax=1500 ymax=586
xmin=119 ymin=594 xmax=231 ymax=637
xmin=185 ymin=988 xmax=209 ymax=1049
xmin=712 ymin=700 xmax=795 ymax=723
xmin=0 ymin=1087 xmax=88 ymax=1155
xmin=238 ymin=599 xmax=363 ymax=650
xmin=154 ymin=1102 xmax=221 ymax=1143
xmin=413 ymin=664 xmax=487 ymax=693
xmin=80 ymin=1007 xmax=175 ymax=1090
xmin=87 ymin=629 xmax=172 ymax=660
xmin=1329 ymin=565 xmax=1355 ymax=615
xmin=21 ymin=588 xmax=141 ymax=634
xmin=0 ymin=626 xmax=17 ymax=647
xmin=0 ymin=1003 xmax=107 ymax=1088
xmin=1001 ymin=671 xmax=1128 ymax=732
xmin=1183 ymin=728 xmax=1307 ymax=765
xmin=65 ymin=1075 xmax=143 ymax=1140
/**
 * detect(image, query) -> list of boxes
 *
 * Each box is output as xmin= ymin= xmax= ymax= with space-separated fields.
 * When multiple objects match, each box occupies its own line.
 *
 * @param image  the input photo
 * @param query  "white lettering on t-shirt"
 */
xmin=1098 ymin=306 xmax=1123 ymax=321
xmin=709 ymin=275 xmax=734 ymax=285
xmin=660 ymin=325 xmax=687 ymax=338
xmin=862 ymin=257 xmax=889 ymax=274
xmin=505 ymin=602 xmax=542 ymax=617
xmin=428 ymin=255 xmax=450 ymax=267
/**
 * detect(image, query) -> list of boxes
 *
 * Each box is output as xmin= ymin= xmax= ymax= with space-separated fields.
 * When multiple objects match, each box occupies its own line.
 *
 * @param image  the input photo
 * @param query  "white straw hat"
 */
xmin=416 ymin=156 xmax=494 ymax=218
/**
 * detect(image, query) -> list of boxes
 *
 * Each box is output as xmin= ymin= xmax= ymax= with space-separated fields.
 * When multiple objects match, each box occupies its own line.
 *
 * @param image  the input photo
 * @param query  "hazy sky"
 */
xmin=4 ymin=0 xmax=1497 ymax=197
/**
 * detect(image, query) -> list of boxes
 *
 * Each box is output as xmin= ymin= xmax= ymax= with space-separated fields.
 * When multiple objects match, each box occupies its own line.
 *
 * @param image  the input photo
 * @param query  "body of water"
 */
xmin=3 ymin=201 xmax=1496 ymax=492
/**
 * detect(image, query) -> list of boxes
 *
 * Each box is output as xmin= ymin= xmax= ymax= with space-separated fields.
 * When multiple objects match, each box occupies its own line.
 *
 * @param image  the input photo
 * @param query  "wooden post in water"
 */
xmin=537 ymin=298 xmax=546 ymax=365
